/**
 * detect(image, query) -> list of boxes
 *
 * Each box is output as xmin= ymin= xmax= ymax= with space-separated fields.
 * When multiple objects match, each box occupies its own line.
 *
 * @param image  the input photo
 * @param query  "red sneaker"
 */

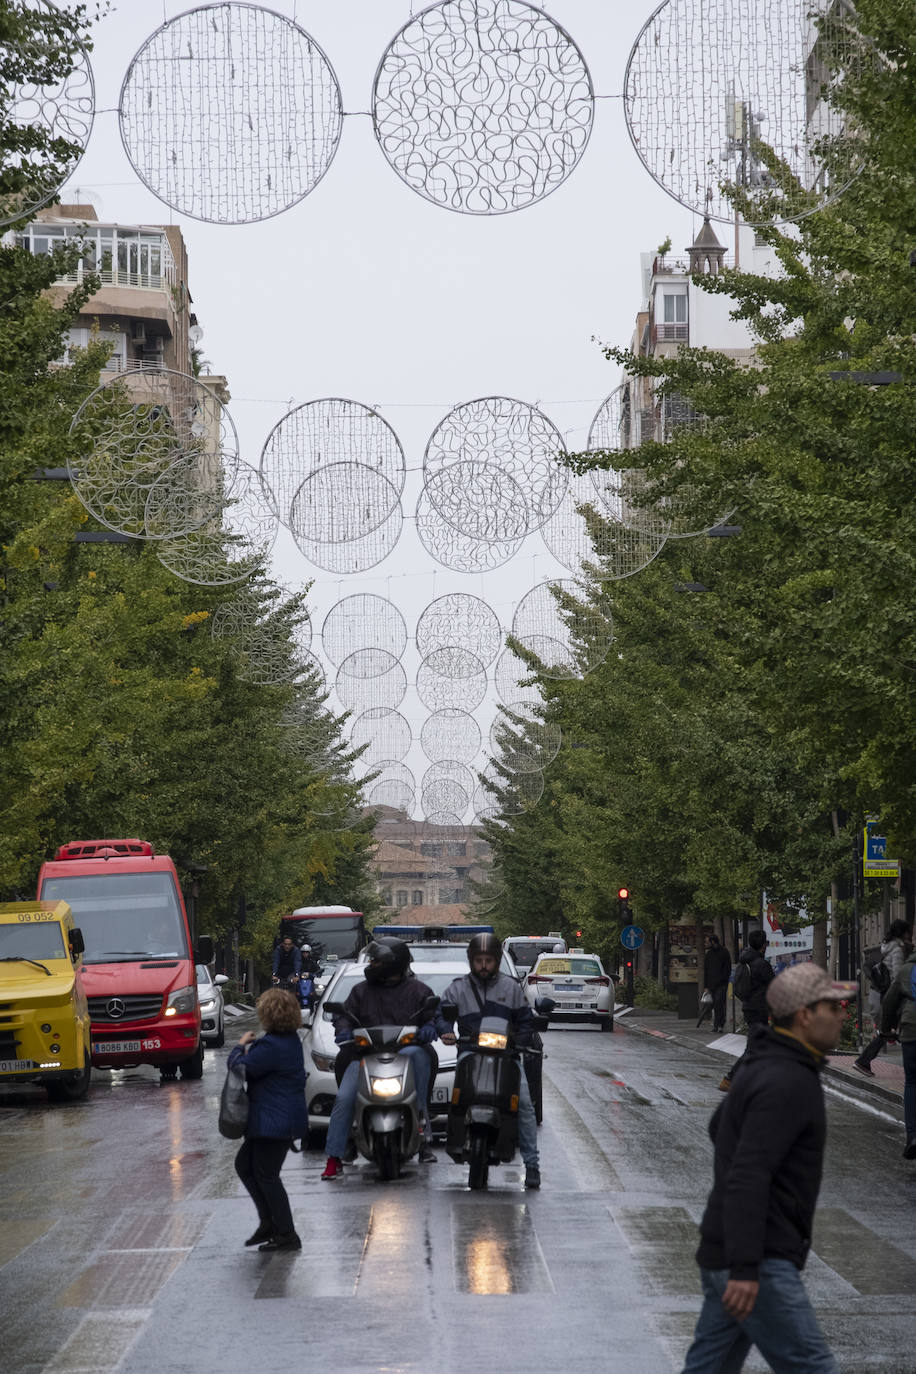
xmin=321 ymin=1156 xmax=343 ymax=1180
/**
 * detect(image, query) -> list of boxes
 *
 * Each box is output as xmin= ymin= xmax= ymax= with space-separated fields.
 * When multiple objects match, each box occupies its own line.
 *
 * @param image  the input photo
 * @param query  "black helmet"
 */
xmin=364 ymin=937 xmax=412 ymax=985
xmin=467 ymin=932 xmax=502 ymax=981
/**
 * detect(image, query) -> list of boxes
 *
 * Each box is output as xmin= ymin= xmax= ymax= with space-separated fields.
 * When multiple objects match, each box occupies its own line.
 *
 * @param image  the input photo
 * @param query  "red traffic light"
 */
xmin=575 ymin=930 xmax=583 ymax=939
xmin=617 ymin=887 xmax=629 ymax=901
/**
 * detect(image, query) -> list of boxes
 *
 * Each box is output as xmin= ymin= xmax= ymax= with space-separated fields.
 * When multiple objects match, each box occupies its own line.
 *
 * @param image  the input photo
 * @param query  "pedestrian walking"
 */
xmin=720 ymin=930 xmax=774 ymax=1091
xmin=853 ymin=920 xmax=912 ymax=1077
xmin=681 ymin=963 xmax=848 ymax=1374
xmin=228 ymin=987 xmax=307 ymax=1252
xmin=878 ymin=940 xmax=916 ymax=1160
xmin=702 ymin=935 xmax=732 ymax=1034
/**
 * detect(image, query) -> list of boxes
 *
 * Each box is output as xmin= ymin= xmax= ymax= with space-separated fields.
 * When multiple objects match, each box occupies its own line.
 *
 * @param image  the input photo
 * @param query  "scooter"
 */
xmin=324 ymin=997 xmax=438 ymax=1181
xmin=444 ymin=1000 xmax=552 ymax=1190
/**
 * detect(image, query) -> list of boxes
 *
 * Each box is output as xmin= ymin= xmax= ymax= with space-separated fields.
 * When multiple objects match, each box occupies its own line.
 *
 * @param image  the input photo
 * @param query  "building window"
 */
xmin=412 ymin=890 xmax=423 ymax=906
xmin=438 ymin=887 xmax=466 ymax=905
xmin=662 ymin=292 xmax=687 ymax=323
xmin=395 ymin=890 xmax=409 ymax=908
xmin=380 ymin=889 xmax=392 ymax=906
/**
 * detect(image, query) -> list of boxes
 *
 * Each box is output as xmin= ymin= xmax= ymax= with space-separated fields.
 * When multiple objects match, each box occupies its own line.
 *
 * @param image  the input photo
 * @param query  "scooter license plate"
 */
xmin=431 ymin=1085 xmax=450 ymax=1103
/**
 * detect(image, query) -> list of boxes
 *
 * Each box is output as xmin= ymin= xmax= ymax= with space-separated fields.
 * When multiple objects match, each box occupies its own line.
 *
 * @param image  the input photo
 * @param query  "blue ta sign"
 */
xmin=621 ymin=924 xmax=644 ymax=951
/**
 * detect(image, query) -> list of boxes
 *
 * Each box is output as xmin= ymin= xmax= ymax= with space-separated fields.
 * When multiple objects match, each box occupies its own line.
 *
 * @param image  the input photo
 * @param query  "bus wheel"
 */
xmin=180 ymin=1041 xmax=204 ymax=1080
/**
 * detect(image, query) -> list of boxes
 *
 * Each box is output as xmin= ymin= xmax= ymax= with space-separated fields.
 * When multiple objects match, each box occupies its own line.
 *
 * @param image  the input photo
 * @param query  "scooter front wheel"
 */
xmin=468 ymin=1125 xmax=489 ymax=1190
xmin=373 ymin=1130 xmax=401 ymax=1182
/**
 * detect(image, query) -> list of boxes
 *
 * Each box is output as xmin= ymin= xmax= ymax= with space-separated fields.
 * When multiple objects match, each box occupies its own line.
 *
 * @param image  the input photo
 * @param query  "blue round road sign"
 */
xmin=621 ymin=924 xmax=644 ymax=950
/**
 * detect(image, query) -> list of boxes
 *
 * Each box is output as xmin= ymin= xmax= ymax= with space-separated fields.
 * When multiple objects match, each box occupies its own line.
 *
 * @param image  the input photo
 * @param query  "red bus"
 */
xmin=280 ymin=906 xmax=368 ymax=966
xmin=37 ymin=839 xmax=212 ymax=1080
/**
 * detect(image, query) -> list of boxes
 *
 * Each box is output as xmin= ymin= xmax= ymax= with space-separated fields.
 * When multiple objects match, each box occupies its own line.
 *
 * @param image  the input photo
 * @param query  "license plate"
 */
xmin=92 ymin=1039 xmax=147 ymax=1054
xmin=0 ymin=1059 xmax=37 ymax=1072
xmin=431 ymin=1085 xmax=450 ymax=1103
xmin=558 ymin=983 xmax=583 ymax=991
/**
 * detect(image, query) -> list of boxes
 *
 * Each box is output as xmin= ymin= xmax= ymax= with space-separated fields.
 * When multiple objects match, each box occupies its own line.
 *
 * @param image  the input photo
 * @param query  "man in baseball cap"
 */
xmin=681 ymin=963 xmax=850 ymax=1374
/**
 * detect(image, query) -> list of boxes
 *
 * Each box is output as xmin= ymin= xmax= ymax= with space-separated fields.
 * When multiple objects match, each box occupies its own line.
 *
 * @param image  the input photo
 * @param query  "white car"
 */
xmin=524 ymin=950 xmax=613 ymax=1031
xmin=196 ymin=964 xmax=228 ymax=1047
xmin=302 ymin=956 xmax=478 ymax=1142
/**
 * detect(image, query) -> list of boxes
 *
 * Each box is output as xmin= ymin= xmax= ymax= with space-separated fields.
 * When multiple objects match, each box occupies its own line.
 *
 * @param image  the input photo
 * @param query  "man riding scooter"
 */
xmin=272 ymin=936 xmax=301 ymax=995
xmin=321 ymin=938 xmax=448 ymax=1179
xmin=440 ymin=932 xmax=542 ymax=1189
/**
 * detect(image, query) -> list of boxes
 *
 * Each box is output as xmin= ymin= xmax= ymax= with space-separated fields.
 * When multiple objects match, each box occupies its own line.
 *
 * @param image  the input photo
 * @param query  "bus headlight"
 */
xmin=166 ymin=985 xmax=196 ymax=1015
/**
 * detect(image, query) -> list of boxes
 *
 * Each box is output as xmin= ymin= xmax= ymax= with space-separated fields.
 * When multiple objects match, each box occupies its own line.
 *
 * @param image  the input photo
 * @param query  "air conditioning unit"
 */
xmin=131 ymin=321 xmax=146 ymax=344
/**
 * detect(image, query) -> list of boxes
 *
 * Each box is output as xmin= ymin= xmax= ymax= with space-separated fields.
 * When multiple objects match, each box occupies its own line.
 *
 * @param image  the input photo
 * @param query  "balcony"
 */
xmin=653 ymin=323 xmax=689 ymax=344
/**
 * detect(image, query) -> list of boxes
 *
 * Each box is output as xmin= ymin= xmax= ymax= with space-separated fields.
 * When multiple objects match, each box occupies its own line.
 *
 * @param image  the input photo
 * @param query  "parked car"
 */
xmin=524 ymin=951 xmax=613 ymax=1031
xmin=196 ymin=964 xmax=228 ymax=1047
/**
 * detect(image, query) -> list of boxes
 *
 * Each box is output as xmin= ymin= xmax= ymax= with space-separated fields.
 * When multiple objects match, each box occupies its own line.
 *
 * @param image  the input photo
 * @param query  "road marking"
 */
xmin=822 ymin=1082 xmax=902 ymax=1125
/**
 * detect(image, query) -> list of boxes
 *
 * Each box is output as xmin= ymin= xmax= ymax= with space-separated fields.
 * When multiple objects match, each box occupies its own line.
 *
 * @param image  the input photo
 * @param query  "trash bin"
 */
xmin=676 ymin=982 xmax=699 ymax=1020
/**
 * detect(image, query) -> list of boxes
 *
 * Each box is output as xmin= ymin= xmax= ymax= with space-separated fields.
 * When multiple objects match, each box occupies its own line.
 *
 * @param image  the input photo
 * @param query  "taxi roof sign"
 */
xmin=0 ymin=900 xmax=73 ymax=923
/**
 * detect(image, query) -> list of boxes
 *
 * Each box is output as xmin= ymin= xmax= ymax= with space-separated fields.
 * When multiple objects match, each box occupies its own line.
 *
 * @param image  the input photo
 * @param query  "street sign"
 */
xmin=864 ymin=860 xmax=900 ymax=880
xmin=863 ymin=820 xmax=899 ymax=880
xmin=621 ymin=924 xmax=644 ymax=950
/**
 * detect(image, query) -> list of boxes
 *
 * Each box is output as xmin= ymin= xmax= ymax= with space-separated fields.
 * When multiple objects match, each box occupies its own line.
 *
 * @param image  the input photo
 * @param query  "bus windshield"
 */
xmin=40 ymin=873 xmax=188 ymax=963
xmin=280 ymin=915 xmax=365 ymax=962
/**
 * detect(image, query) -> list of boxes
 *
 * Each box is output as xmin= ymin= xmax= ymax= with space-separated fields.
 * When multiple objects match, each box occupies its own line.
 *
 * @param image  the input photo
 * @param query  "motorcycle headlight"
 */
xmin=370 ymin=1076 xmax=403 ymax=1098
xmin=166 ymin=985 xmax=196 ymax=1015
xmin=477 ymin=1030 xmax=508 ymax=1050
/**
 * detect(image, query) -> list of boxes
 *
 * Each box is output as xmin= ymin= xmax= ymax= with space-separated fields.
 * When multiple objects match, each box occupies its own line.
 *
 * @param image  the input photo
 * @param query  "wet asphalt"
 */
xmin=0 ymin=1015 xmax=913 ymax=1374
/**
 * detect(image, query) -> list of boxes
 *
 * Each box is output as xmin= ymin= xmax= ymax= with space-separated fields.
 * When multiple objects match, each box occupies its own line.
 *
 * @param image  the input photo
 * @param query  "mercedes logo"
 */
xmin=106 ymin=997 xmax=126 ymax=1019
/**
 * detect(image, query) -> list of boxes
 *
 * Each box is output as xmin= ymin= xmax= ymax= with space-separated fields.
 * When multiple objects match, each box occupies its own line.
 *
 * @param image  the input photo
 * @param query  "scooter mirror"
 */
xmin=534 ymin=996 xmax=556 ymax=1014
xmin=421 ymin=994 xmax=440 ymax=1012
xmin=323 ymin=1001 xmax=346 ymax=1015
xmin=440 ymin=1001 xmax=459 ymax=1023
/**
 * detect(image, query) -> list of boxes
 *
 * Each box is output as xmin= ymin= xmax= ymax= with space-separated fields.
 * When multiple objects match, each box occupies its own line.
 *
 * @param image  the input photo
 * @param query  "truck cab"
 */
xmin=37 ymin=839 xmax=212 ymax=1081
xmin=0 ymin=900 xmax=92 ymax=1102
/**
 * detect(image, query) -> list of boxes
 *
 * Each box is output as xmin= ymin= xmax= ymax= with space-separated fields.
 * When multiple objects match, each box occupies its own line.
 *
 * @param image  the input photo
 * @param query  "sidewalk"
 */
xmin=615 ymin=1006 xmax=905 ymax=1107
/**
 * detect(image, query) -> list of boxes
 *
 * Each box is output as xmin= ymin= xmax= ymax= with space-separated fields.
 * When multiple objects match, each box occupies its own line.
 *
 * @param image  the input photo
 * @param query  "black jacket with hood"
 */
xmin=735 ymin=945 xmax=774 ymax=1017
xmin=696 ymin=1023 xmax=827 ymax=1281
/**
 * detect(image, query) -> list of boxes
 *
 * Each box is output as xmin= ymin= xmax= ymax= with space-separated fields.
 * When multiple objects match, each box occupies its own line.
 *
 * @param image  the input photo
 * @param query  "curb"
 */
xmin=620 ymin=1017 xmax=904 ymax=1108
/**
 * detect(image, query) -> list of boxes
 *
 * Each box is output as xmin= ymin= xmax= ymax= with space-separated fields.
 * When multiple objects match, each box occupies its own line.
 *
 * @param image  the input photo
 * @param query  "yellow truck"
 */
xmin=0 ymin=901 xmax=91 ymax=1102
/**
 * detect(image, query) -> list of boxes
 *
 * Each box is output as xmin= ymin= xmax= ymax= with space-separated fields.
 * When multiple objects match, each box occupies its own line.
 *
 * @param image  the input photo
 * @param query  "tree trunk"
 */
xmin=811 ymin=917 xmax=828 ymax=971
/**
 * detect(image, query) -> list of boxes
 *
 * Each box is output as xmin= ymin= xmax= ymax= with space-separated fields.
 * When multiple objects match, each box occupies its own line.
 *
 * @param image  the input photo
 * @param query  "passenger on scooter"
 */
xmin=440 ymin=932 xmax=542 ymax=1190
xmin=321 ymin=938 xmax=449 ymax=1179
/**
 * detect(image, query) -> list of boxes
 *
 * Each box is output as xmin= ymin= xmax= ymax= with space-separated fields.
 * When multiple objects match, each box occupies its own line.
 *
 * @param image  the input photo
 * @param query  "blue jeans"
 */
xmin=902 ymin=1039 xmax=916 ymax=1137
xmin=457 ymin=1050 xmax=538 ymax=1167
xmin=325 ymin=1046 xmax=431 ymax=1159
xmin=682 ymin=1261 xmax=838 ymax=1374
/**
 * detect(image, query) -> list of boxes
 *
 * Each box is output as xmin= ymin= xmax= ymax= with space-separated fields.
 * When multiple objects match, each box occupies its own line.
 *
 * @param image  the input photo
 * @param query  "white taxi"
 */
xmin=524 ymin=950 xmax=613 ymax=1030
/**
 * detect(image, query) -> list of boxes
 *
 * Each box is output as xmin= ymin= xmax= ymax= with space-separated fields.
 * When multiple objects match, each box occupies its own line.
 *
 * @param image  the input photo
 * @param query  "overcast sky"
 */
xmin=59 ymin=0 xmax=704 ymax=811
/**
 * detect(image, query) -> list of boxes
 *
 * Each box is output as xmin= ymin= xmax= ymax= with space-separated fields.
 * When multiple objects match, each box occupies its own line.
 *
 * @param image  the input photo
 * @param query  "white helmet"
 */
xmin=301 ymin=944 xmax=311 ymax=953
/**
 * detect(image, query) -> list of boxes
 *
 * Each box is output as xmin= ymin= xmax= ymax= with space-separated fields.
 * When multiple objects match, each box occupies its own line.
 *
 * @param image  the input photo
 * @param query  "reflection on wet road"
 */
xmin=1 ymin=1022 xmax=913 ymax=1373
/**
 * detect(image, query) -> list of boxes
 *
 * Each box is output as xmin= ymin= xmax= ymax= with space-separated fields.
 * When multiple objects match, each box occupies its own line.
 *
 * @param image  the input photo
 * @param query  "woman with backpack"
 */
xmin=879 ymin=936 xmax=916 ymax=1159
xmin=853 ymin=920 xmax=912 ymax=1078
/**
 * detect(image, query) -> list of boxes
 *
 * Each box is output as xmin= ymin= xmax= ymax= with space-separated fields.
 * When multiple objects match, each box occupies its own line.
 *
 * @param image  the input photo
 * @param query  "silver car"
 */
xmin=196 ymin=964 xmax=228 ymax=1047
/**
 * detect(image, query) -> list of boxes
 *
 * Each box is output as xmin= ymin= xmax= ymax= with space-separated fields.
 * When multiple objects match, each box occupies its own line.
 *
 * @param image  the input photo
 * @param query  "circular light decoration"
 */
xmin=417 ymin=593 xmax=502 ymax=666
xmin=422 ymin=779 xmax=469 ymax=819
xmin=260 ymin=399 xmax=405 ymax=531
xmin=367 ymin=777 xmax=416 ymax=813
xmin=211 ymin=584 xmax=313 ymax=684
xmin=588 ymin=388 xmax=732 ymax=539
xmin=278 ymin=688 xmax=332 ymax=763
xmin=512 ymin=580 xmax=611 ymax=680
xmin=541 ymin=469 xmax=668 ymax=580
xmin=425 ymin=812 xmax=465 ymax=835
xmin=289 ymin=462 xmax=401 ymax=544
xmin=323 ymin=594 xmax=407 ymax=667
xmin=422 ymin=759 xmax=476 ymax=800
xmin=420 ymin=709 xmax=482 ymax=764
xmin=416 ymin=486 xmax=523 ymax=573
xmin=473 ymin=766 xmax=545 ymax=818
xmin=69 ymin=369 xmax=239 ymax=538
xmin=372 ymin=0 xmax=594 ymax=215
xmin=624 ymin=0 xmax=862 ymax=226
xmin=1 ymin=0 xmax=95 ymax=228
xmin=424 ymin=398 xmax=567 ymax=538
xmin=350 ymin=707 xmax=412 ymax=764
xmin=416 ymin=647 xmax=488 ymax=713
xmin=156 ymin=461 xmax=278 ymax=585
xmin=489 ymin=702 xmax=561 ymax=774
xmin=336 ymin=649 xmax=407 ymax=712
xmin=119 ymin=3 xmax=343 ymax=224
xmin=291 ymin=500 xmax=403 ymax=574
xmin=494 ymin=646 xmax=542 ymax=707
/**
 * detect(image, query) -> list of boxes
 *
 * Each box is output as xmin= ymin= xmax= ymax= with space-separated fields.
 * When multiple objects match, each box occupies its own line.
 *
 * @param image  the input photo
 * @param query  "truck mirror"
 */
xmin=195 ymin=934 xmax=214 ymax=964
xmin=69 ymin=927 xmax=85 ymax=956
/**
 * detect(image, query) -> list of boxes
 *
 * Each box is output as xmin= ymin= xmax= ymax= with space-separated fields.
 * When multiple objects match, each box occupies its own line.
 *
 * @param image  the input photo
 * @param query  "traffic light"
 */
xmin=575 ymin=929 xmax=582 ymax=940
xmin=617 ymin=886 xmax=632 ymax=922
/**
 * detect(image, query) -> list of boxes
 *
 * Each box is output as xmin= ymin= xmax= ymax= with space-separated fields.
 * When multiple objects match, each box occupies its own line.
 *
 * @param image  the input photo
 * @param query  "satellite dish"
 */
xmin=188 ymin=324 xmax=204 ymax=344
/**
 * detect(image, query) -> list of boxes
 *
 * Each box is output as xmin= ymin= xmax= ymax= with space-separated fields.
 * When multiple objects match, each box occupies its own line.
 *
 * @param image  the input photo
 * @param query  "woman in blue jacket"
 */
xmin=228 ymin=987 xmax=307 ymax=1252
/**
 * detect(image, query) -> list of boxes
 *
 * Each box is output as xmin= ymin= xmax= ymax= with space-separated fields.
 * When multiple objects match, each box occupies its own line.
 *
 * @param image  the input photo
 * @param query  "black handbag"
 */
xmin=218 ymin=1059 xmax=249 ymax=1139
